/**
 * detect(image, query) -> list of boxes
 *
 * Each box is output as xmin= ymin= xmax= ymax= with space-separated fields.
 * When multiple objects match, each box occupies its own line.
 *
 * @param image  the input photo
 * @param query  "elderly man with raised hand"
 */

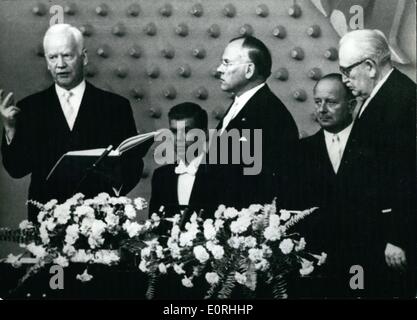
xmin=0 ymin=24 xmax=144 ymax=222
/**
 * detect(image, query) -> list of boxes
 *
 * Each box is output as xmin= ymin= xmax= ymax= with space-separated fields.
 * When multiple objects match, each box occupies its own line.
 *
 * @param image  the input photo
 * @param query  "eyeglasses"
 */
xmin=339 ymin=58 xmax=371 ymax=77
xmin=219 ymin=59 xmax=253 ymax=68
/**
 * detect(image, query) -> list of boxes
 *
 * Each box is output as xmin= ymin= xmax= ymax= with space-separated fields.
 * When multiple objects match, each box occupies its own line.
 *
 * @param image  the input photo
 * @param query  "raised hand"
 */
xmin=0 ymin=89 xmax=20 ymax=132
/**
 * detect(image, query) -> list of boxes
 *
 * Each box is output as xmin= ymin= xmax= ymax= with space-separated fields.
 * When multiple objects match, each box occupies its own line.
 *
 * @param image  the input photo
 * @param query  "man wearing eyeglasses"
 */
xmin=212 ymin=36 xmax=299 ymax=210
xmin=337 ymin=29 xmax=416 ymax=298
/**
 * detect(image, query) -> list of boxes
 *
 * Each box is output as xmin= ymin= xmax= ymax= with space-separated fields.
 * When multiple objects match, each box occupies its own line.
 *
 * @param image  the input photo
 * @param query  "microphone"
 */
xmin=92 ymin=145 xmax=113 ymax=169
xmin=73 ymin=145 xmax=113 ymax=194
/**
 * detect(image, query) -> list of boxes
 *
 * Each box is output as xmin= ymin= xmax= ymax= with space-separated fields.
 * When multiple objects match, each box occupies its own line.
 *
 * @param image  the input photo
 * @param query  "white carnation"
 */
xmin=248 ymin=248 xmax=263 ymax=262
xmin=279 ymin=239 xmax=295 ymax=254
xmin=158 ymin=263 xmax=168 ymax=274
xmin=124 ymin=204 xmax=137 ymax=219
xmin=203 ymin=219 xmax=216 ymax=240
xmin=193 ymin=245 xmax=210 ymax=263
xmin=263 ymin=226 xmax=281 ymax=241
xmin=181 ymin=276 xmax=194 ymax=288
xmin=53 ymin=255 xmax=69 ymax=267
xmin=205 ymin=272 xmax=220 ymax=285
xmin=234 ymin=272 xmax=247 ymax=285
xmin=74 ymin=205 xmax=94 ymax=219
xmin=223 ymin=207 xmax=239 ymax=219
xmin=134 ymin=198 xmax=148 ymax=210
xmin=19 ymin=220 xmax=33 ymax=230
xmin=279 ymin=209 xmax=291 ymax=221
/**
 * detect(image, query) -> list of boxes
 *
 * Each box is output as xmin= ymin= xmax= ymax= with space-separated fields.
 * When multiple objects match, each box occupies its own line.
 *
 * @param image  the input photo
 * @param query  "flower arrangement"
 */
xmin=2 ymin=194 xmax=325 ymax=299
xmin=139 ymin=200 xmax=326 ymax=299
xmin=3 ymin=192 xmax=155 ymax=289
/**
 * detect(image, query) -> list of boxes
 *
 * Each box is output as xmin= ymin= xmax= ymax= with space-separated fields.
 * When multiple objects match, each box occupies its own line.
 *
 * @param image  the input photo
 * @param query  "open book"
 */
xmin=65 ymin=131 xmax=159 ymax=157
xmin=46 ymin=131 xmax=159 ymax=182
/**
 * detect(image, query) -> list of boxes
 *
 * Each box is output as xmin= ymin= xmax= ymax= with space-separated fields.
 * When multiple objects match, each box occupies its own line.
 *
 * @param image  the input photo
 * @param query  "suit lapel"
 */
xmin=317 ymin=130 xmax=338 ymax=178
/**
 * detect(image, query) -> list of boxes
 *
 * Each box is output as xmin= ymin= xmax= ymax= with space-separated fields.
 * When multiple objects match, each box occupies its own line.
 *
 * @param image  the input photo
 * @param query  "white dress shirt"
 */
xmin=324 ymin=122 xmax=354 ymax=173
xmin=358 ymin=68 xmax=394 ymax=118
xmin=55 ymin=80 xmax=86 ymax=130
xmin=219 ymin=82 xmax=265 ymax=134
xmin=176 ymin=152 xmax=205 ymax=206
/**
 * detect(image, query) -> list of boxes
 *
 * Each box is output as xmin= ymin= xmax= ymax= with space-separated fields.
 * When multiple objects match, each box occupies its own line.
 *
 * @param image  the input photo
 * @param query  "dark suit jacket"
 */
xmin=149 ymin=163 xmax=215 ymax=219
xmin=345 ymin=69 xmax=416 ymax=251
xmin=1 ymin=81 xmax=143 ymax=221
xmin=296 ymin=130 xmax=359 ymax=269
xmin=211 ymin=84 xmax=299 ymax=209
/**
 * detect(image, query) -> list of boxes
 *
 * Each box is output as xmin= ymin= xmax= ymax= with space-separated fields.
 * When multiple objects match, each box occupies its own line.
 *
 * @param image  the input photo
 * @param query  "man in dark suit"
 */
xmin=337 ymin=29 xmax=416 ymax=297
xmin=0 ymin=24 xmax=143 ymax=222
xmin=296 ymin=74 xmax=357 ymax=297
xmin=149 ymin=102 xmax=214 ymax=222
xmin=212 ymin=36 xmax=299 ymax=209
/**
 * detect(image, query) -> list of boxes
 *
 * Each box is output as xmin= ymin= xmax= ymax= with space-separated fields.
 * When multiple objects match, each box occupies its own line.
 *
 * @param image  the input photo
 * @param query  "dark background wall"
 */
xmin=0 ymin=0 xmax=415 ymax=256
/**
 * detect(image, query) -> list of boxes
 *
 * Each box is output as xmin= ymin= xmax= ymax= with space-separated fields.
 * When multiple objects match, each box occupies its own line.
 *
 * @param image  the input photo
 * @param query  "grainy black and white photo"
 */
xmin=0 ymin=0 xmax=415 ymax=302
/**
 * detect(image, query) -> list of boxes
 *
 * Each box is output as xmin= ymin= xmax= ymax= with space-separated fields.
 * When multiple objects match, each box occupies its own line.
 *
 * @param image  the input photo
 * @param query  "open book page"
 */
xmin=64 ymin=131 xmax=160 ymax=157
xmin=116 ymin=131 xmax=159 ymax=154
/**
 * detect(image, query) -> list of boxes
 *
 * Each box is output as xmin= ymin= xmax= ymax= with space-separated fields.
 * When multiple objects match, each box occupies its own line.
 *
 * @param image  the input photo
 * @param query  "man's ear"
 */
xmin=82 ymin=48 xmax=88 ymax=66
xmin=348 ymin=98 xmax=358 ymax=114
xmin=245 ymin=63 xmax=255 ymax=80
xmin=366 ymin=59 xmax=377 ymax=78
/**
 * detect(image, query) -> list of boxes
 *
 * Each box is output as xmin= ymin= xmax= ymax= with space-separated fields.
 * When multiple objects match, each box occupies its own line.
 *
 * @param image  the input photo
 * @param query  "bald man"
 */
xmin=0 ymin=24 xmax=144 ymax=221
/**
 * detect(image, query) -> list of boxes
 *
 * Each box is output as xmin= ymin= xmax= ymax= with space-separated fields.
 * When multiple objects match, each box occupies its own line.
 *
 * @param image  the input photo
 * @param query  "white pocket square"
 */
xmin=239 ymin=136 xmax=247 ymax=142
xmin=381 ymin=208 xmax=392 ymax=214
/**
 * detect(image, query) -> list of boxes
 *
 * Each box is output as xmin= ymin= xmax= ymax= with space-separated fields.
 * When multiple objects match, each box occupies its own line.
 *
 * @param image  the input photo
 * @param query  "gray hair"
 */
xmin=43 ymin=23 xmax=84 ymax=55
xmin=339 ymin=29 xmax=391 ymax=65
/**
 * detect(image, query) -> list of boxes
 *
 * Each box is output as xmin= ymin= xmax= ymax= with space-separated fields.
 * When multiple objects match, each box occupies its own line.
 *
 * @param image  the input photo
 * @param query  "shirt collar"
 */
xmin=367 ymin=68 xmax=394 ymax=102
xmin=234 ymin=82 xmax=265 ymax=105
xmin=55 ymin=80 xmax=86 ymax=98
xmin=177 ymin=149 xmax=206 ymax=170
xmin=323 ymin=121 xmax=354 ymax=141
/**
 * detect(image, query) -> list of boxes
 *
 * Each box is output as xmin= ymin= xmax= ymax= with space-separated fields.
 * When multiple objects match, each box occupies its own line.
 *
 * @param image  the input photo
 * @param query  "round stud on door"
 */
xmin=162 ymin=86 xmax=177 ymax=100
xmin=95 ymin=4 xmax=109 ymax=16
xmin=308 ymin=68 xmax=322 ymax=80
xmin=324 ymin=47 xmax=338 ymax=61
xmin=192 ymin=47 xmax=206 ymax=59
xmin=291 ymin=47 xmax=305 ymax=60
xmin=112 ymin=23 xmax=126 ymax=37
xmin=85 ymin=64 xmax=98 ymax=78
xmin=149 ymin=107 xmax=162 ymax=118
xmin=256 ymin=4 xmax=269 ymax=17
xmin=115 ymin=65 xmax=128 ymax=78
xmin=288 ymin=4 xmax=302 ymax=18
xmin=175 ymin=23 xmax=189 ymax=37
xmin=147 ymin=65 xmax=160 ymax=78
xmin=222 ymin=3 xmax=236 ymax=17
xmin=159 ymin=3 xmax=173 ymax=17
xmin=193 ymin=87 xmax=208 ymax=100
xmin=144 ymin=23 xmax=157 ymax=36
xmin=128 ymin=45 xmax=142 ymax=59
xmin=293 ymin=89 xmax=307 ymax=101
xmin=207 ymin=24 xmax=221 ymax=38
xmin=79 ymin=24 xmax=93 ymax=37
xmin=64 ymin=3 xmax=76 ymax=15
xmin=161 ymin=46 xmax=175 ymax=59
xmin=96 ymin=45 xmax=110 ymax=58
xmin=177 ymin=64 xmax=192 ymax=78
xmin=130 ymin=87 xmax=145 ymax=100
xmin=32 ymin=3 xmax=47 ymax=16
xmin=272 ymin=25 xmax=286 ymax=39
xmin=127 ymin=3 xmax=141 ymax=17
xmin=274 ymin=68 xmax=289 ymax=81
xmin=239 ymin=24 xmax=254 ymax=36
xmin=307 ymin=25 xmax=321 ymax=38
xmin=190 ymin=3 xmax=203 ymax=17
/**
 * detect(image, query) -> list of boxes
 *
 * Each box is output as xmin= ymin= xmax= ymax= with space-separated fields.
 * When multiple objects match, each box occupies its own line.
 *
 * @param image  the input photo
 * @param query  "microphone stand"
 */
xmin=73 ymin=145 xmax=114 ymax=195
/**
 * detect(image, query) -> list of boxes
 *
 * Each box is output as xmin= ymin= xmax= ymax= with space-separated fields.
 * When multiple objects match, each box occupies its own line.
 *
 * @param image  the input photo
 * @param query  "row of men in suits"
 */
xmin=1 ymin=24 xmax=415 ymax=298
xmin=149 ymin=31 xmax=416 ymax=298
